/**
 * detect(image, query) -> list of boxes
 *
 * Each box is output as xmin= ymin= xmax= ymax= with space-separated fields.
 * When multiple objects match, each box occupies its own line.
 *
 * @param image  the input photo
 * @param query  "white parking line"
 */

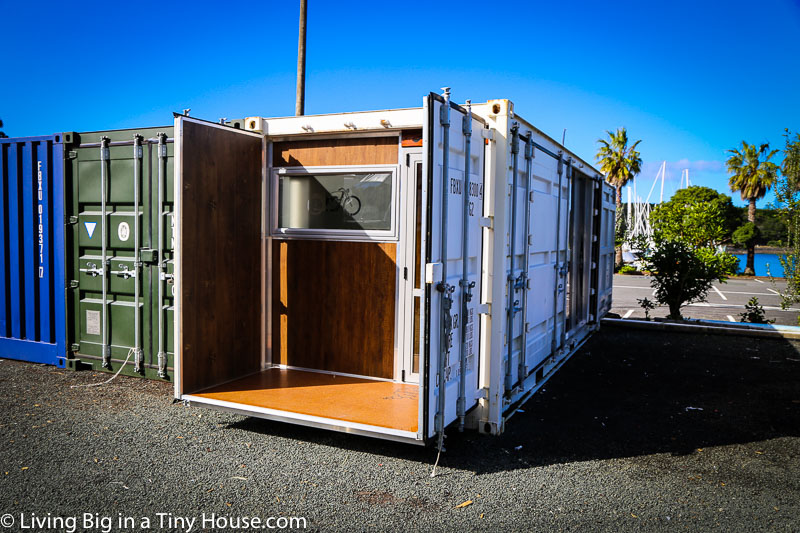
xmin=754 ymin=278 xmax=764 ymax=284
xmin=717 ymin=290 xmax=781 ymax=296
xmin=686 ymin=301 xmax=799 ymax=312
xmin=727 ymin=315 xmax=736 ymax=322
xmin=623 ymin=309 xmax=634 ymax=319
xmin=712 ymin=286 xmax=727 ymax=301
xmin=767 ymin=288 xmax=780 ymax=295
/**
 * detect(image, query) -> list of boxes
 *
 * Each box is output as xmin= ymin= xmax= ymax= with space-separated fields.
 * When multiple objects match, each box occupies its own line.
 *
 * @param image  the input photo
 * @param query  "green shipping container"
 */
xmin=64 ymin=127 xmax=175 ymax=380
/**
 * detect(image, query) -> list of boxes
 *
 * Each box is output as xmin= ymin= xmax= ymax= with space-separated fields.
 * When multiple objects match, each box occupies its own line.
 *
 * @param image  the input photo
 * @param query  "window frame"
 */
xmin=270 ymin=164 xmax=400 ymax=241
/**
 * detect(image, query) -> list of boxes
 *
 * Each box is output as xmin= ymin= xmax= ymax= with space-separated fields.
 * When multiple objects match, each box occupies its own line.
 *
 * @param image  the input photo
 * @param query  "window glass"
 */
xmin=278 ymin=172 xmax=393 ymax=231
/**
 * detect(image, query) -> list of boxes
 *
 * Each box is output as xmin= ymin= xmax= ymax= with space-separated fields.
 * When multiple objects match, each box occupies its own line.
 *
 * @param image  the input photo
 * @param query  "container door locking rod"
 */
xmin=100 ymin=137 xmax=111 ymax=369
xmin=551 ymin=154 xmax=565 ymax=354
xmin=457 ymin=101 xmax=474 ymax=432
xmin=132 ymin=135 xmax=144 ymax=373
xmin=560 ymin=158 xmax=574 ymax=348
xmin=433 ymin=88 xmax=453 ymax=476
xmin=505 ymin=123 xmax=521 ymax=394
xmin=156 ymin=133 xmax=168 ymax=378
xmin=517 ymin=133 xmax=534 ymax=384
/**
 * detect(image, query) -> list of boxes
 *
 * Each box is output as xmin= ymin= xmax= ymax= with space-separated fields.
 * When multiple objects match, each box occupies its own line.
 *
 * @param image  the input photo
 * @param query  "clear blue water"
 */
xmin=733 ymin=253 xmax=784 ymax=277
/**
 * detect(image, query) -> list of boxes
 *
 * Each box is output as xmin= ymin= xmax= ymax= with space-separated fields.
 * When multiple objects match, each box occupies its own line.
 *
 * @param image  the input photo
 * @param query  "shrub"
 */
xmin=618 ymin=265 xmax=639 ymax=275
xmin=640 ymin=238 xmax=738 ymax=320
xmin=739 ymin=297 xmax=775 ymax=324
xmin=637 ymin=297 xmax=656 ymax=320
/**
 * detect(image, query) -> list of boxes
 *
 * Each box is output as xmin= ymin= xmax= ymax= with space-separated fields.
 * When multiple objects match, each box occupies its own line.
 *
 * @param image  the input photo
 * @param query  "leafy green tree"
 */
xmin=639 ymin=238 xmax=738 ymax=319
xmin=732 ymin=222 xmax=760 ymax=252
xmin=650 ymin=186 xmax=737 ymax=247
xmin=753 ymin=210 xmax=787 ymax=245
xmin=641 ymin=188 xmax=739 ymax=319
xmin=782 ymin=129 xmax=800 ymax=190
xmin=0 ymin=118 xmax=7 ymax=138
xmin=596 ymin=127 xmax=642 ymax=269
xmin=727 ymin=141 xmax=779 ymax=275
xmin=773 ymin=130 xmax=800 ymax=309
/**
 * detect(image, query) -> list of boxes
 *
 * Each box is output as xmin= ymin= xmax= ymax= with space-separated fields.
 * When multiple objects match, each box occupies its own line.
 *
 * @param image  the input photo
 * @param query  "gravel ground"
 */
xmin=1 ymin=325 xmax=798 ymax=532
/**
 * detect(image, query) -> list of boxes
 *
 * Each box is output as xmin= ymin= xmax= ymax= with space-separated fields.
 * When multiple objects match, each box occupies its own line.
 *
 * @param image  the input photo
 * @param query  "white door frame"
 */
xmin=395 ymin=151 xmax=424 ymax=384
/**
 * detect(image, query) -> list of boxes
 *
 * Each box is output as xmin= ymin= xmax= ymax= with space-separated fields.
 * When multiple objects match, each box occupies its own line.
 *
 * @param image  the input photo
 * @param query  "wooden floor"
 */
xmin=191 ymin=368 xmax=419 ymax=432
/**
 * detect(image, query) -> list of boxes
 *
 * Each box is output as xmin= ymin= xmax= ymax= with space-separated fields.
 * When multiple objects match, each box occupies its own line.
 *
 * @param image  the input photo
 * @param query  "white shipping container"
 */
xmin=173 ymin=90 xmax=615 ymax=444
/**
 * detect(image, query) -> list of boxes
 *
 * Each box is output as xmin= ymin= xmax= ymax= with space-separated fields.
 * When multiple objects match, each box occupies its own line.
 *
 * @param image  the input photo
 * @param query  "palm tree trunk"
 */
xmin=615 ymin=185 xmax=623 ymax=269
xmin=745 ymin=198 xmax=756 ymax=276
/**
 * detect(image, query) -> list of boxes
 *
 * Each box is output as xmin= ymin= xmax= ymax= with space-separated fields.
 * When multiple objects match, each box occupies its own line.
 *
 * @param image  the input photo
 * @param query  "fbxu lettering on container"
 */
xmin=450 ymin=176 xmax=483 ymax=217
xmin=37 ymin=160 xmax=45 ymax=279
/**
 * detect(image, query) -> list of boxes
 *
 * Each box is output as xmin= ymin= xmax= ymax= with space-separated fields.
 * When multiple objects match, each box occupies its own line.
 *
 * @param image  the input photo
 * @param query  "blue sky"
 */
xmin=2 ymin=0 xmax=798 ymax=207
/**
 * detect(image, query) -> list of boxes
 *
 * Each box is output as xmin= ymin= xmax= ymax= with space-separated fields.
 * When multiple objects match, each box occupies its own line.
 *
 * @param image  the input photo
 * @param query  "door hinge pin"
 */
xmin=133 ymin=348 xmax=144 ymax=373
xmin=157 ymin=352 xmax=167 ymax=378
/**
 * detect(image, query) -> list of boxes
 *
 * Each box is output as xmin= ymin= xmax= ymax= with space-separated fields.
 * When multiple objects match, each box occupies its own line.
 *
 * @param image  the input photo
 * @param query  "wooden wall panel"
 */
xmin=272 ymin=240 xmax=396 ymax=379
xmin=273 ymin=137 xmax=398 ymax=167
xmin=180 ymin=121 xmax=262 ymax=394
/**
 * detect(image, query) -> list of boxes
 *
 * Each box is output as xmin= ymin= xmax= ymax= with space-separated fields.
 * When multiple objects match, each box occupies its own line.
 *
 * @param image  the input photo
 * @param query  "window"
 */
xmin=273 ymin=166 xmax=398 ymax=239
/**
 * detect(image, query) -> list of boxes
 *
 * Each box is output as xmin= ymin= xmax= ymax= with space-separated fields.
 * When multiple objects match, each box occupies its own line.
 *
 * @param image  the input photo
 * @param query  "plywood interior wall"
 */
xmin=179 ymin=121 xmax=262 ymax=394
xmin=273 ymin=136 xmax=399 ymax=167
xmin=272 ymin=240 xmax=397 ymax=379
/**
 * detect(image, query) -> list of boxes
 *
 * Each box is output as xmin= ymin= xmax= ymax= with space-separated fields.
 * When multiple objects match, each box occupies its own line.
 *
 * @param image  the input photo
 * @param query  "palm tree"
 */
xmin=727 ymin=141 xmax=779 ymax=276
xmin=596 ymin=128 xmax=642 ymax=268
xmin=0 ymin=119 xmax=6 ymax=138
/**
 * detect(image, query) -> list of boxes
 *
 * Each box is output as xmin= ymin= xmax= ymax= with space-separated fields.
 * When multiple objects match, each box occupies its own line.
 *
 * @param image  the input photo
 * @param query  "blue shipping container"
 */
xmin=0 ymin=135 xmax=66 ymax=366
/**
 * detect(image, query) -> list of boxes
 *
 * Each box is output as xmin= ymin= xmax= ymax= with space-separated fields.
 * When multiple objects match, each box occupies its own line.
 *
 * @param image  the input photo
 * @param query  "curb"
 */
xmin=601 ymin=317 xmax=800 ymax=340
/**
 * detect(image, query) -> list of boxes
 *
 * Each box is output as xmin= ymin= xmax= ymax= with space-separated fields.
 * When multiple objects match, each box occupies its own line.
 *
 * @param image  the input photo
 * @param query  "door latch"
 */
xmin=110 ymin=264 xmax=135 ymax=279
xmin=80 ymin=262 xmax=104 ymax=277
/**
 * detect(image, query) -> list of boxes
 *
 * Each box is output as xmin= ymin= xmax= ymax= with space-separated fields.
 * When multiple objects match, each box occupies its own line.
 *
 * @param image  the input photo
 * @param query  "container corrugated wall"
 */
xmin=0 ymin=135 xmax=67 ymax=366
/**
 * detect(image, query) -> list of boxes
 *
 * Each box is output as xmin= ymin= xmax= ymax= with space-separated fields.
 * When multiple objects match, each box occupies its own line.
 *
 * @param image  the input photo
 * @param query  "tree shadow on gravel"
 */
xmin=227 ymin=324 xmax=800 ymax=475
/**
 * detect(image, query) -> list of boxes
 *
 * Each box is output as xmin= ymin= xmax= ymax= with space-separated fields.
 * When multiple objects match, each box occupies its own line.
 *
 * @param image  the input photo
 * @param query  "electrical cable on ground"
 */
xmin=430 ymin=431 xmax=445 ymax=477
xmin=70 ymin=348 xmax=134 ymax=388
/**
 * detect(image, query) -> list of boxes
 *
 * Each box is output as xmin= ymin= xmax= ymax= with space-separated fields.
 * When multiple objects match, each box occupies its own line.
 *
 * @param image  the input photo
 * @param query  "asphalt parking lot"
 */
xmin=0 ymin=323 xmax=798 ymax=532
xmin=611 ymin=274 xmax=800 ymax=326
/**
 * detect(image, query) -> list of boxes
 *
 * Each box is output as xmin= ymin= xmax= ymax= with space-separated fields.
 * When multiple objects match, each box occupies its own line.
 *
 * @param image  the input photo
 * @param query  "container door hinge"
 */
xmin=474 ymin=387 xmax=489 ymax=400
xmin=477 ymin=303 xmax=491 ymax=315
xmin=67 ymin=216 xmax=79 ymax=225
xmin=70 ymin=343 xmax=80 ymax=352
xmin=479 ymin=216 xmax=493 ymax=229
xmin=69 ymin=280 xmax=79 ymax=289
xmin=65 ymin=150 xmax=78 ymax=160
xmin=481 ymin=129 xmax=495 ymax=142
xmin=425 ymin=262 xmax=442 ymax=285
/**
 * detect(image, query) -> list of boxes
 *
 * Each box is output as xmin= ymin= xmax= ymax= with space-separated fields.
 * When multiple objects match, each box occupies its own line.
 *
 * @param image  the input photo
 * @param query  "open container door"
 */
xmin=175 ymin=115 xmax=423 ymax=444
xmin=173 ymin=116 xmax=264 ymax=399
xmin=423 ymin=92 xmax=485 ymax=440
xmin=594 ymin=182 xmax=615 ymax=319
